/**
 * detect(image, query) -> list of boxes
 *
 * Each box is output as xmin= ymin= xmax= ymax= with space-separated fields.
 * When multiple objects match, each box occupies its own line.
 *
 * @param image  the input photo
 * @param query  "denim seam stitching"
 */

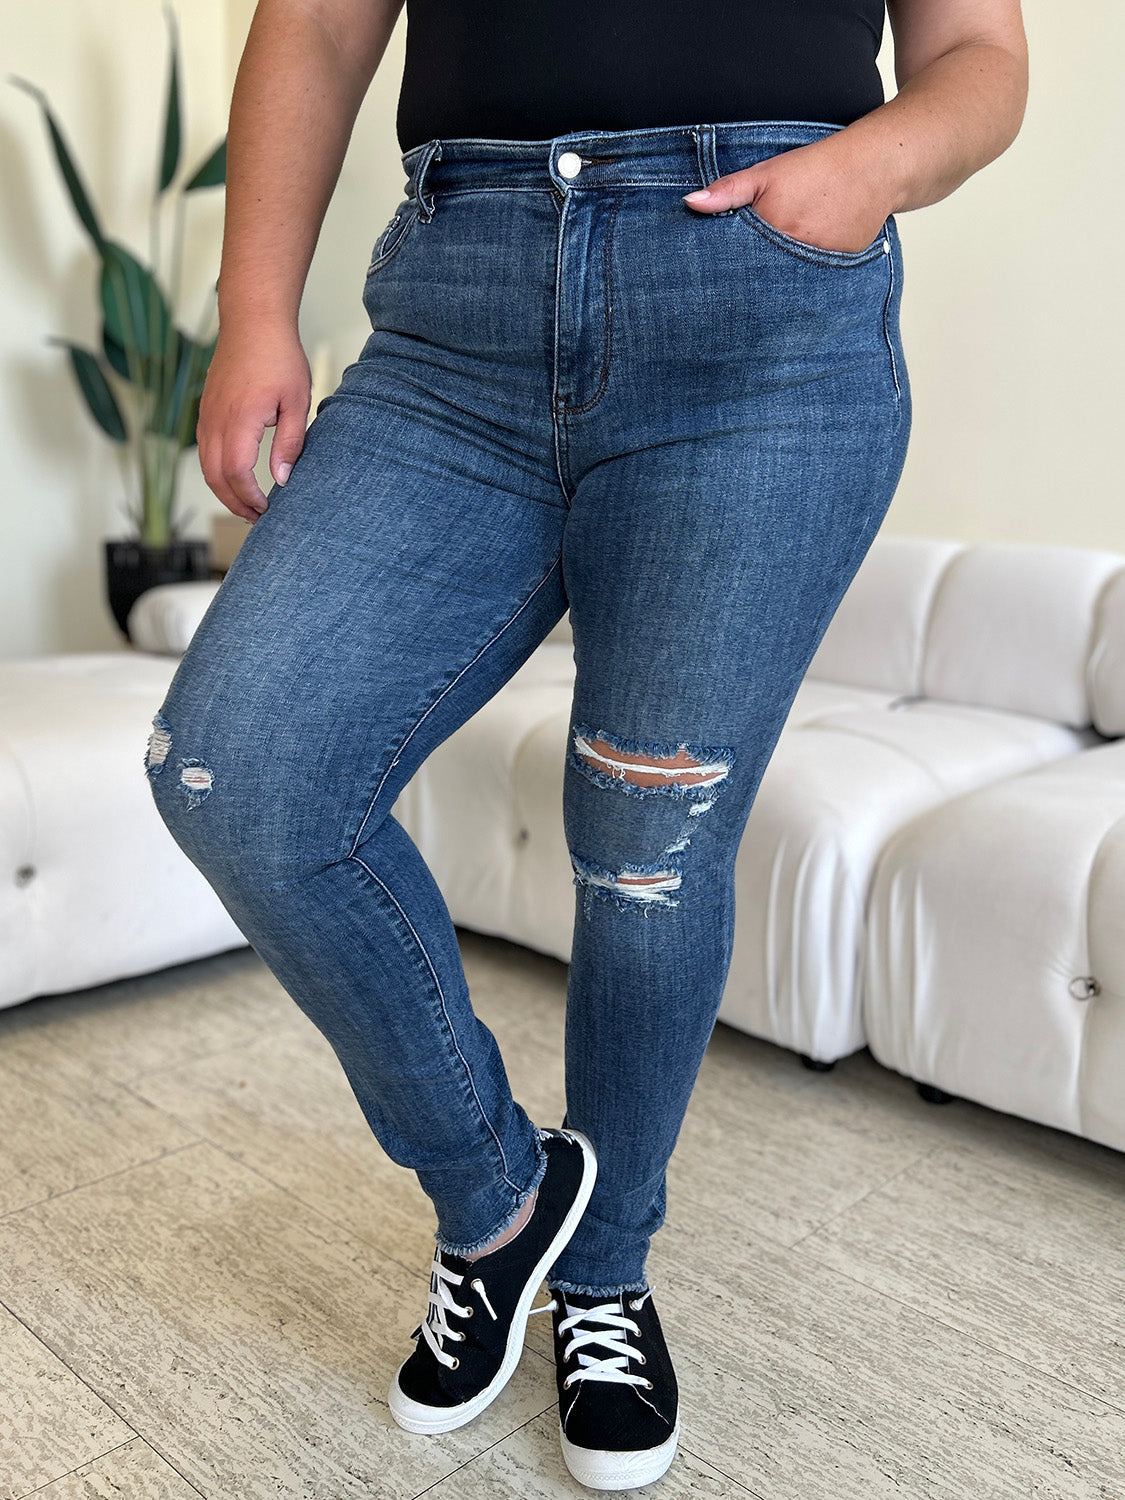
xmin=733 ymin=205 xmax=888 ymax=268
xmin=365 ymin=202 xmax=422 ymax=278
xmin=347 ymin=555 xmax=563 ymax=853
xmin=411 ymin=137 xmax=443 ymax=220
xmin=347 ymin=852 xmax=524 ymax=1197
xmin=557 ymin=193 xmax=621 ymax=416
xmin=573 ymin=178 xmax=702 ymax=187
xmin=550 ymin=193 xmax=576 ymax=504
xmin=430 ymin=181 xmax=704 ymax=196
xmin=429 ymin=186 xmax=554 ymax=199
xmin=435 ymin=185 xmax=552 ymax=194
xmin=881 ymin=228 xmax=902 ymax=402
xmin=691 ymin=123 xmax=715 ymax=196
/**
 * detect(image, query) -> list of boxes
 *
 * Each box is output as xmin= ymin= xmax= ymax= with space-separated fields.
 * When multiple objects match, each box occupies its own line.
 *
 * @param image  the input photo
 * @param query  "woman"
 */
xmin=148 ymin=0 xmax=1028 ymax=1488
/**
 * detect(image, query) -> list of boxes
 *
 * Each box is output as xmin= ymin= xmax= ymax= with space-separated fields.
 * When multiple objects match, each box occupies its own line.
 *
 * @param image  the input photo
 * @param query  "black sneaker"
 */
xmin=550 ymin=1283 xmax=680 ymax=1490
xmin=388 ymin=1126 xmax=597 ymax=1434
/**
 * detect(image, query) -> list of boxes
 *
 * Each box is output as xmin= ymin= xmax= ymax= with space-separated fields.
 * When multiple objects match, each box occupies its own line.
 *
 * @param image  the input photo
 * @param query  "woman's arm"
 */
xmin=683 ymin=0 xmax=1029 ymax=254
xmin=200 ymin=0 xmax=404 ymax=520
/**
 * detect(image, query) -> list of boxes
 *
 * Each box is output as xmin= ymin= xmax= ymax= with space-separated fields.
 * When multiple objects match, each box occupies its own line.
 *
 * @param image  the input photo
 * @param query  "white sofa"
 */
xmin=2 ymin=537 xmax=1123 ymax=1152
xmin=0 ymin=650 xmax=243 ymax=1005
xmin=863 ymin=564 xmax=1125 ymax=1152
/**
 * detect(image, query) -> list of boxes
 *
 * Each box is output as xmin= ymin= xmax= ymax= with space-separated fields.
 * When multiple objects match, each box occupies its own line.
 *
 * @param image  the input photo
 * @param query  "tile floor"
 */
xmin=0 ymin=934 xmax=1122 ymax=1499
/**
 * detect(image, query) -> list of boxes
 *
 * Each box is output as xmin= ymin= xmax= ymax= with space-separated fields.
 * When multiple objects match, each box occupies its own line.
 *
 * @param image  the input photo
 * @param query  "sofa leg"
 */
xmin=917 ymin=1081 xmax=957 ymax=1105
xmin=799 ymin=1054 xmax=836 ymax=1072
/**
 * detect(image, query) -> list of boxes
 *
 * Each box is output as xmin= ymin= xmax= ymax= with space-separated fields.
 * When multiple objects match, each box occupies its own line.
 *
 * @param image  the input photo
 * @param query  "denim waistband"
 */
xmin=400 ymin=119 xmax=847 ymax=219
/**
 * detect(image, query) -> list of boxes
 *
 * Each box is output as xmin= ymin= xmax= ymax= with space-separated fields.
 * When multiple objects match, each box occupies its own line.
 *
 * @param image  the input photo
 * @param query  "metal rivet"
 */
xmin=1069 ymin=976 xmax=1101 ymax=1001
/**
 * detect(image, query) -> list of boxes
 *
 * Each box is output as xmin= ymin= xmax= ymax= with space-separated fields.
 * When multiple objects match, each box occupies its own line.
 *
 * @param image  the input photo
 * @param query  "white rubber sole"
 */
xmin=560 ymin=1417 xmax=680 ymax=1490
xmin=388 ymin=1127 xmax=598 ymax=1435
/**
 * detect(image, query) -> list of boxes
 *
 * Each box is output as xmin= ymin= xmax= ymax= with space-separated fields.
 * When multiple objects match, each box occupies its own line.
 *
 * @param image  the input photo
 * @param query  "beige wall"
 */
xmin=1 ymin=0 xmax=232 ymax=657
xmin=887 ymin=3 xmax=1125 ymax=549
xmin=2 ymin=1 xmax=1122 ymax=657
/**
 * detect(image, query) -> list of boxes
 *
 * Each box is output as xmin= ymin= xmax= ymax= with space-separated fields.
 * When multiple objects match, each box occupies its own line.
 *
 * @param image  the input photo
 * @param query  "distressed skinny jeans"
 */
xmin=146 ymin=120 xmax=911 ymax=1297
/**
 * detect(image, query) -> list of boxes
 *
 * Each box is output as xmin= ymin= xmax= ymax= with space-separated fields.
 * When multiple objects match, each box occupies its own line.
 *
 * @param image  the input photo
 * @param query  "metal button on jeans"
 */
xmin=557 ymin=151 xmax=583 ymax=179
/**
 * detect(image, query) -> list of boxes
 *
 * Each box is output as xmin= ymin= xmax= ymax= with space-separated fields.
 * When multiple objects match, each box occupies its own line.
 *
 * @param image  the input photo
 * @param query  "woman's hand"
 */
xmin=683 ymin=0 xmax=1029 ymax=253
xmin=196 ymin=0 xmax=403 ymax=522
xmin=196 ymin=324 xmax=311 ymax=522
xmin=683 ymin=136 xmax=895 ymax=255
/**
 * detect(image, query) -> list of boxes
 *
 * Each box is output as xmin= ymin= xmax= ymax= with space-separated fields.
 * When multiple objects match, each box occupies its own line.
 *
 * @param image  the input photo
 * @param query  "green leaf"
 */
xmin=10 ymin=76 xmax=105 ymax=251
xmin=150 ymin=329 xmax=216 ymax=445
xmin=100 ymin=240 xmax=173 ymax=364
xmin=158 ymin=5 xmax=182 ymax=191
xmin=183 ymin=138 xmax=226 ymax=191
xmin=51 ymin=337 xmax=127 ymax=441
xmin=101 ymin=323 xmax=132 ymax=381
xmin=101 ymin=319 xmax=166 ymax=388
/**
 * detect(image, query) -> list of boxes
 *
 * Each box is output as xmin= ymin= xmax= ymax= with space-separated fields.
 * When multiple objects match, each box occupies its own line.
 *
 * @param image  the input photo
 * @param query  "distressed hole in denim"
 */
xmin=571 ymin=725 xmax=733 ymax=800
xmin=571 ymin=852 xmax=682 ymax=913
xmin=145 ymin=713 xmax=172 ymax=778
xmin=178 ymin=759 xmax=214 ymax=810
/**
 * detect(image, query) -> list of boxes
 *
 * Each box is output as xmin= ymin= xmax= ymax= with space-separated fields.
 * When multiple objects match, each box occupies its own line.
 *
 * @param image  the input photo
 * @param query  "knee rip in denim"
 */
xmin=569 ymin=724 xmax=734 ymax=914
xmin=145 ymin=713 xmax=215 ymax=811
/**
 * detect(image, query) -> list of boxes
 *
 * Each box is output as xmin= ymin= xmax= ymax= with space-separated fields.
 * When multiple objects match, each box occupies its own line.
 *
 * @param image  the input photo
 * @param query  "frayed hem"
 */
xmin=432 ymin=1131 xmax=549 ymax=1259
xmin=546 ymin=1277 xmax=650 ymax=1298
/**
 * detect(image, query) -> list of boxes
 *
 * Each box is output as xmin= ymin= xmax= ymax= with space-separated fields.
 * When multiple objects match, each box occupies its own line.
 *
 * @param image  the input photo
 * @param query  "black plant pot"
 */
xmin=104 ymin=538 xmax=211 ymax=640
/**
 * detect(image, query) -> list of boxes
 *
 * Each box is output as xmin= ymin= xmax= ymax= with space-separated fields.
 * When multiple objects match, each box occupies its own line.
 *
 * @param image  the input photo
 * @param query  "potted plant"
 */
xmin=11 ymin=1 xmax=227 ymax=638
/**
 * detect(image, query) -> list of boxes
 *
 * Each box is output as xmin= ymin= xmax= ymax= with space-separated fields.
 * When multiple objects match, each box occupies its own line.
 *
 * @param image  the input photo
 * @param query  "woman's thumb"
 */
xmin=270 ymin=391 xmax=310 ymax=485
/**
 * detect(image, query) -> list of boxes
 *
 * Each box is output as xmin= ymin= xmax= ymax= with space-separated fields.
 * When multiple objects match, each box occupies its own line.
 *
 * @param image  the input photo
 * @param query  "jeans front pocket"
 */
xmin=365 ymin=197 xmax=423 ymax=278
xmin=735 ymin=202 xmax=891 ymax=269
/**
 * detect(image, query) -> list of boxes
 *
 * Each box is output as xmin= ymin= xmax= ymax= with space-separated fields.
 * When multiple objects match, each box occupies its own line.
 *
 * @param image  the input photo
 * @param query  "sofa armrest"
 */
xmin=127 ymin=581 xmax=223 ymax=656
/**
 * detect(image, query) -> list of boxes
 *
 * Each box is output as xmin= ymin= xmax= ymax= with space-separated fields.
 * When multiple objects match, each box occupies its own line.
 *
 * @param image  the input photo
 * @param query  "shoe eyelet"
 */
xmin=449 ymin=1356 xmax=460 ymax=1369
xmin=629 ymin=1298 xmax=641 ymax=1310
xmin=637 ymin=1353 xmax=647 ymax=1365
xmin=643 ymin=1378 xmax=653 ymax=1389
xmin=463 ymin=1306 xmax=474 ymax=1317
xmin=563 ymin=1373 xmax=574 ymax=1388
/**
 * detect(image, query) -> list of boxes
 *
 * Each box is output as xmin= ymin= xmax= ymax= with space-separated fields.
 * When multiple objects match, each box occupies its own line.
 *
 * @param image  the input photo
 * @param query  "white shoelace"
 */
xmin=552 ymin=1287 xmax=654 ymax=1389
xmin=419 ymin=1252 xmax=500 ymax=1368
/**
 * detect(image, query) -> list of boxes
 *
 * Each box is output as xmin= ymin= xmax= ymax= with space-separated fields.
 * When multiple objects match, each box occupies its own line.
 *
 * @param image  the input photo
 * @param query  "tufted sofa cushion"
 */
xmin=863 ymin=739 xmax=1125 ymax=1152
xmin=1088 ymin=567 xmax=1125 ymax=737
xmin=809 ymin=538 xmax=1125 ymax=730
xmin=806 ymin=535 xmax=964 ymax=696
xmin=918 ymin=544 xmax=1125 ymax=728
xmin=127 ymin=581 xmax=223 ymax=656
xmin=0 ymin=654 xmax=243 ymax=1009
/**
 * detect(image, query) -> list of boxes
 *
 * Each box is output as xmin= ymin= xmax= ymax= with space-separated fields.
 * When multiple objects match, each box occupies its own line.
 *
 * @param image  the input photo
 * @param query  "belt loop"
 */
xmin=410 ymin=138 xmax=443 ymax=222
xmin=690 ymin=123 xmax=719 ymax=191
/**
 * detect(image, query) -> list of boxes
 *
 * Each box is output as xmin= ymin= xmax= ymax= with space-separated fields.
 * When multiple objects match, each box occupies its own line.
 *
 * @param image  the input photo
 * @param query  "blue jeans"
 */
xmin=146 ymin=119 xmax=910 ymax=1296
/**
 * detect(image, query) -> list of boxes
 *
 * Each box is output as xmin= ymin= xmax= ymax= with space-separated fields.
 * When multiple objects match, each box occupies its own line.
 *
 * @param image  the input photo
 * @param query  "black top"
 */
xmin=396 ymin=1 xmax=887 ymax=154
